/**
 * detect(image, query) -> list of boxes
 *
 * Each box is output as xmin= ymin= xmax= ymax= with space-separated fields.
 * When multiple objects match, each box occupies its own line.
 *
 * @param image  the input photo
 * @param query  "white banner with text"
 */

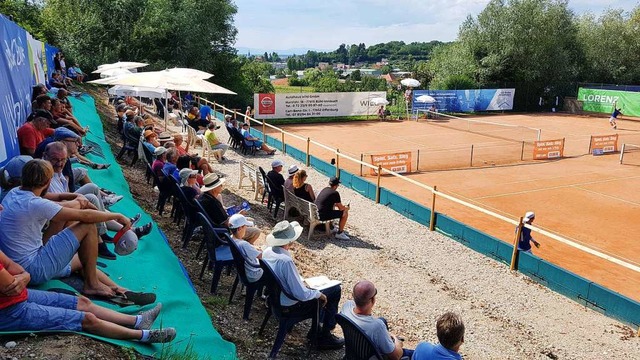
xmin=254 ymin=91 xmax=387 ymax=119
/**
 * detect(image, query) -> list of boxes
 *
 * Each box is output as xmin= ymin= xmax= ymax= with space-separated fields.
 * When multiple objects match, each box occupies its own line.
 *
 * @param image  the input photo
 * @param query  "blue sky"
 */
xmin=233 ymin=0 xmax=638 ymax=53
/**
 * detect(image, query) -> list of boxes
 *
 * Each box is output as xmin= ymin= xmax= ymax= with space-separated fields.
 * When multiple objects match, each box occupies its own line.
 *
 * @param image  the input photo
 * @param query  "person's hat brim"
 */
xmin=265 ymin=221 xmax=304 ymax=247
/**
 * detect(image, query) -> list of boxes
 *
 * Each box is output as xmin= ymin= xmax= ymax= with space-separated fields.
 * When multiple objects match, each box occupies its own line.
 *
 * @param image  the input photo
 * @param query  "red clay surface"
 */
xmin=265 ymin=114 xmax=640 ymax=301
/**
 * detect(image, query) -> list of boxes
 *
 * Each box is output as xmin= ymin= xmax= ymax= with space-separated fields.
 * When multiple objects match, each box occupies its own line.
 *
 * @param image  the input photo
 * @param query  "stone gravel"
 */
xmin=206 ymin=123 xmax=640 ymax=359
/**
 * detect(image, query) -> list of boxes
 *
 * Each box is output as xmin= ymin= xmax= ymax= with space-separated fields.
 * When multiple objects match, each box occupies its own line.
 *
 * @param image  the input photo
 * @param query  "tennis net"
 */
xmin=418 ymin=110 xmax=542 ymax=143
xmin=619 ymin=143 xmax=640 ymax=165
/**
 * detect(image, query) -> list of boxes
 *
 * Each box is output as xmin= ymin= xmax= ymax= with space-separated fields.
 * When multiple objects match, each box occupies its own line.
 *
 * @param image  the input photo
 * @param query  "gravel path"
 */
xmin=198 ymin=122 xmax=640 ymax=359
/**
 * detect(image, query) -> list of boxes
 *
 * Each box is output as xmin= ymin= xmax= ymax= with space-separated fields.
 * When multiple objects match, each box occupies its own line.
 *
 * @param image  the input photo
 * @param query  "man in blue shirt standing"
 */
xmin=413 ymin=312 xmax=465 ymax=360
xmin=517 ymin=211 xmax=540 ymax=253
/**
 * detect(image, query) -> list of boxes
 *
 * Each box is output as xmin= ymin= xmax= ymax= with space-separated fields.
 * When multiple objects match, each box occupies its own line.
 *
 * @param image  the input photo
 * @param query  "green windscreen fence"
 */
xmin=577 ymin=87 xmax=640 ymax=117
xmin=0 ymin=95 xmax=237 ymax=359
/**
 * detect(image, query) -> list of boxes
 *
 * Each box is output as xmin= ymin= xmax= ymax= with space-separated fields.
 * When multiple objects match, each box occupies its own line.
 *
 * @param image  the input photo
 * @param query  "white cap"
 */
xmin=524 ymin=211 xmax=535 ymax=221
xmin=271 ymin=159 xmax=284 ymax=168
xmin=228 ymin=214 xmax=254 ymax=229
xmin=115 ymin=231 xmax=138 ymax=256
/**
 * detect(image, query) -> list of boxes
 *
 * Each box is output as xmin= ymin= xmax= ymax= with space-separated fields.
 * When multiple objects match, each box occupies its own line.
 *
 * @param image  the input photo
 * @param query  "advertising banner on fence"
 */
xmin=253 ymin=91 xmax=386 ymax=119
xmin=0 ymin=15 xmax=33 ymax=167
xmin=533 ymin=139 xmax=565 ymax=160
xmin=590 ymin=134 xmax=618 ymax=155
xmin=412 ymin=89 xmax=515 ymax=113
xmin=369 ymin=151 xmax=412 ymax=175
xmin=577 ymin=87 xmax=640 ymax=117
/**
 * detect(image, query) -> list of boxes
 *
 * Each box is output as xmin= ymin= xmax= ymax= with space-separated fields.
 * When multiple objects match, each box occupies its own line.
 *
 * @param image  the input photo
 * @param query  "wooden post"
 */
xmin=470 ymin=144 xmax=474 ymax=167
xmin=197 ymin=96 xmax=201 ymax=106
xmin=222 ymin=107 xmax=226 ymax=117
xmin=336 ymin=149 xmax=340 ymax=178
xmin=588 ymin=135 xmax=593 ymax=154
xmin=262 ymin=119 xmax=266 ymax=142
xmin=416 ymin=149 xmax=420 ymax=171
xmin=429 ymin=186 xmax=437 ymax=231
xmin=375 ymin=165 xmax=382 ymax=204
xmin=360 ymin=154 xmax=364 ymax=176
xmin=510 ymin=217 xmax=524 ymax=271
xmin=281 ymin=131 xmax=286 ymax=153
xmin=306 ymin=137 xmax=311 ymax=166
xmin=520 ymin=141 xmax=525 ymax=161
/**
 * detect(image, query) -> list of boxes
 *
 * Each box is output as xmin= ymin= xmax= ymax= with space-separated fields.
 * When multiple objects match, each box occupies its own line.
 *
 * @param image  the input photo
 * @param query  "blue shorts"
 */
xmin=0 ymin=289 xmax=84 ymax=332
xmin=25 ymin=228 xmax=80 ymax=285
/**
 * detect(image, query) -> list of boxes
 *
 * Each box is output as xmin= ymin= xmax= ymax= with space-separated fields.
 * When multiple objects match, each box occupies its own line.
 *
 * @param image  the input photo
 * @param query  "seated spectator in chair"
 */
xmin=176 ymin=155 xmax=204 ymax=186
xmin=143 ymin=130 xmax=160 ymax=153
xmin=267 ymin=160 xmax=286 ymax=200
xmin=0 ymin=248 xmax=176 ymax=343
xmin=240 ymin=123 xmax=276 ymax=155
xmin=228 ymin=214 xmax=263 ymax=283
xmin=152 ymin=147 xmax=168 ymax=180
xmin=293 ymin=169 xmax=315 ymax=203
xmin=340 ymin=280 xmax=413 ymax=360
xmin=198 ymin=173 xmax=261 ymax=244
xmin=413 ymin=312 xmax=465 ymax=360
xmin=378 ymin=105 xmax=386 ymax=120
xmin=51 ymin=97 xmax=87 ymax=136
xmin=187 ymin=106 xmax=208 ymax=132
xmin=0 ymin=159 xmax=147 ymax=299
xmin=162 ymin=149 xmax=180 ymax=183
xmin=32 ymin=84 xmax=48 ymax=101
xmin=67 ymin=63 xmax=85 ymax=83
xmin=224 ymin=114 xmax=234 ymax=128
xmin=17 ymin=110 xmax=55 ymax=156
xmin=315 ymin=177 xmax=350 ymax=240
xmin=42 ymin=142 xmax=151 ymax=260
xmin=179 ymin=168 xmax=201 ymax=201
xmin=262 ymin=220 xmax=345 ymax=350
xmin=284 ymin=165 xmax=298 ymax=192
xmin=34 ymin=127 xmax=109 ymax=171
xmin=203 ymin=123 xmax=228 ymax=162
xmin=173 ymin=134 xmax=214 ymax=175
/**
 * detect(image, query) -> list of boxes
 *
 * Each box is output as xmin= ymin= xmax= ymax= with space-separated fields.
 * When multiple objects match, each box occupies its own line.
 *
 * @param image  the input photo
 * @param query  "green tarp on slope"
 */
xmin=1 ymin=95 xmax=236 ymax=359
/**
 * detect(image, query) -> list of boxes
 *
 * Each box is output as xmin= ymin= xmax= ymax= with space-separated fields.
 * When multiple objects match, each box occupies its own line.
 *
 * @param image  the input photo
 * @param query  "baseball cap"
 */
xmin=524 ymin=211 xmax=535 ymax=221
xmin=179 ymin=168 xmax=198 ymax=186
xmin=224 ymin=114 xmax=232 ymax=119
xmin=1 ymin=155 xmax=33 ymax=181
xmin=288 ymin=165 xmax=299 ymax=175
xmin=228 ymin=214 xmax=254 ymax=229
xmin=271 ymin=159 xmax=284 ymax=168
xmin=329 ymin=177 xmax=341 ymax=186
xmin=54 ymin=127 xmax=80 ymax=141
xmin=154 ymin=146 xmax=167 ymax=156
xmin=114 ymin=230 xmax=138 ymax=256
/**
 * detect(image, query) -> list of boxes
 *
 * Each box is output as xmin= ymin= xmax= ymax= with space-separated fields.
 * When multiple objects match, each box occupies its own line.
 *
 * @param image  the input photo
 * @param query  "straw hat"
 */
xmin=288 ymin=165 xmax=299 ymax=175
xmin=266 ymin=220 xmax=303 ymax=247
xmin=201 ymin=173 xmax=225 ymax=192
xmin=158 ymin=132 xmax=173 ymax=143
xmin=143 ymin=129 xmax=156 ymax=139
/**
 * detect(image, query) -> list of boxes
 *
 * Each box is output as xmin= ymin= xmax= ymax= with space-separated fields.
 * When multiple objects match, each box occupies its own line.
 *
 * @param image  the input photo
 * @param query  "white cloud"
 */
xmin=233 ymin=0 xmax=639 ymax=51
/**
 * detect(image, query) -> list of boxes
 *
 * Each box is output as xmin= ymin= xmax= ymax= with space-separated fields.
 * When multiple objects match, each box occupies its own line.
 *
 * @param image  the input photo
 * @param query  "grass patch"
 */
xmin=273 ymin=85 xmax=315 ymax=93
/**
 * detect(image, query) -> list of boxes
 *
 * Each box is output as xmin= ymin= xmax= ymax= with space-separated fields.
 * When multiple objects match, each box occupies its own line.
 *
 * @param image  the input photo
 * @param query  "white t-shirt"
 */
xmin=48 ymin=172 xmax=69 ymax=194
xmin=0 ymin=188 xmax=63 ymax=266
xmin=340 ymin=300 xmax=395 ymax=355
xmin=234 ymin=238 xmax=263 ymax=283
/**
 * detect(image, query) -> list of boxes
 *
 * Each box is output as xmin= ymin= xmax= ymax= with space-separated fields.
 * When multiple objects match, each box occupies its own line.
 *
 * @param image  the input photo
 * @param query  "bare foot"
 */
xmin=83 ymin=283 xmax=116 ymax=297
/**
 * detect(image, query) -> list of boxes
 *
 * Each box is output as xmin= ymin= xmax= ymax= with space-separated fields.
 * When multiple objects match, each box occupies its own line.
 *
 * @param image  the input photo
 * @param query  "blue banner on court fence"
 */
xmin=412 ymin=89 xmax=515 ymax=113
xmin=0 ymin=15 xmax=34 ymax=167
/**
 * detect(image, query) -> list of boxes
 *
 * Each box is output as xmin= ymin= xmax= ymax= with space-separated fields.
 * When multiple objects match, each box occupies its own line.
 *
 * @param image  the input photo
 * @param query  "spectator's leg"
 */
xmin=338 ymin=209 xmax=349 ymax=233
xmin=319 ymin=284 xmax=341 ymax=334
xmin=67 ymin=223 xmax=115 ymax=297
xmin=243 ymin=226 xmax=261 ymax=245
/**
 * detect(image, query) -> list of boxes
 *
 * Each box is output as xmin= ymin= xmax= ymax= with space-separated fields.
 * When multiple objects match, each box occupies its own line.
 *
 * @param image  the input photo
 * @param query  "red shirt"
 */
xmin=0 ymin=263 xmax=28 ymax=310
xmin=17 ymin=122 xmax=53 ymax=154
xmin=176 ymin=146 xmax=187 ymax=156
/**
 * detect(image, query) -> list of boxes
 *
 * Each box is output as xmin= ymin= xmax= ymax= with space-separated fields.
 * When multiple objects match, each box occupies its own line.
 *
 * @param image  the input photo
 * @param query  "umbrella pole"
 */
xmin=165 ymin=90 xmax=169 ymax=130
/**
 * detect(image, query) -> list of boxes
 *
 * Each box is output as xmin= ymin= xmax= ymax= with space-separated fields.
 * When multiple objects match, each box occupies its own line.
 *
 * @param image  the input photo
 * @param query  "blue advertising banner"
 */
xmin=45 ymin=43 xmax=58 ymax=79
xmin=0 ymin=15 xmax=33 ymax=167
xmin=412 ymin=89 xmax=515 ymax=113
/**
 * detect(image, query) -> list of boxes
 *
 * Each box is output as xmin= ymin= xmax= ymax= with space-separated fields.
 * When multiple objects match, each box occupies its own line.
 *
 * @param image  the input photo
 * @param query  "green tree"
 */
xmin=0 ymin=0 xmax=46 ymax=40
xmin=351 ymin=69 xmax=362 ymax=81
xmin=427 ymin=42 xmax=477 ymax=89
xmin=241 ymin=60 xmax=274 ymax=93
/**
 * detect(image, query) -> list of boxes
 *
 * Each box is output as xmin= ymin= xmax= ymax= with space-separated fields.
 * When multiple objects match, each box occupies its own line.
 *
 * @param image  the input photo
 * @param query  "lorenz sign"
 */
xmin=254 ymin=92 xmax=386 ymax=119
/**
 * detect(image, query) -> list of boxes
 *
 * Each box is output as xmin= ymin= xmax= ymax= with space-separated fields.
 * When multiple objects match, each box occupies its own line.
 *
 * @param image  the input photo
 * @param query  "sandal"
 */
xmin=113 ymin=288 xmax=157 ymax=306
xmin=90 ymin=163 xmax=111 ymax=170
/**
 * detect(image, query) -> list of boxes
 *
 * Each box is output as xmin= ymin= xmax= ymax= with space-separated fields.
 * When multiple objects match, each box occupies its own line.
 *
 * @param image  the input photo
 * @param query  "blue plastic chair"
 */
xmin=225 ymin=232 xmax=265 ymax=320
xmin=197 ymin=213 xmax=233 ymax=294
xmin=335 ymin=313 xmax=384 ymax=360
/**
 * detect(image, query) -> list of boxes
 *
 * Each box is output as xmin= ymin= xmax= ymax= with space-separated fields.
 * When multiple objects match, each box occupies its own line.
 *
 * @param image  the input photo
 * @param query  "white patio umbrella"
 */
xmin=369 ymin=97 xmax=389 ymax=106
xmin=165 ymin=67 xmax=214 ymax=79
xmin=93 ymin=61 xmax=148 ymax=74
xmin=400 ymin=78 xmax=421 ymax=88
xmin=99 ymin=68 xmax=132 ymax=78
xmin=416 ymin=95 xmax=436 ymax=103
xmin=108 ymin=85 xmax=168 ymax=99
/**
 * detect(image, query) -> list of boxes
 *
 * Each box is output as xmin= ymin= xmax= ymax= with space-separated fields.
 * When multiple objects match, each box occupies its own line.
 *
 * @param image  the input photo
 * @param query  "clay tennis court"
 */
xmin=264 ymin=113 xmax=640 ymax=301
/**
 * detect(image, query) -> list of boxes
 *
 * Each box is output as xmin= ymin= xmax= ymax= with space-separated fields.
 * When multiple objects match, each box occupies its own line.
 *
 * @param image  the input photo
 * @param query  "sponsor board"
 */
xmin=590 ymin=134 xmax=618 ymax=155
xmin=253 ymin=91 xmax=386 ymax=119
xmin=412 ymin=89 xmax=515 ymax=113
xmin=369 ymin=151 xmax=412 ymax=175
xmin=533 ymin=139 xmax=565 ymax=160
xmin=578 ymin=88 xmax=640 ymax=117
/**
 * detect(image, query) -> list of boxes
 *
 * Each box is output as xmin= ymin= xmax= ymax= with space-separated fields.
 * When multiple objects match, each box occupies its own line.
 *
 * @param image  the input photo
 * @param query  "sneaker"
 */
xmin=136 ymin=303 xmax=162 ymax=330
xmin=134 ymin=222 xmax=153 ymax=238
xmin=316 ymin=333 xmax=345 ymax=350
xmin=98 ymin=242 xmax=116 ymax=260
xmin=103 ymin=194 xmax=123 ymax=207
xmin=130 ymin=213 xmax=142 ymax=225
xmin=145 ymin=328 xmax=177 ymax=343
xmin=100 ymin=233 xmax=115 ymax=244
xmin=100 ymin=188 xmax=116 ymax=195
xmin=334 ymin=231 xmax=350 ymax=240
